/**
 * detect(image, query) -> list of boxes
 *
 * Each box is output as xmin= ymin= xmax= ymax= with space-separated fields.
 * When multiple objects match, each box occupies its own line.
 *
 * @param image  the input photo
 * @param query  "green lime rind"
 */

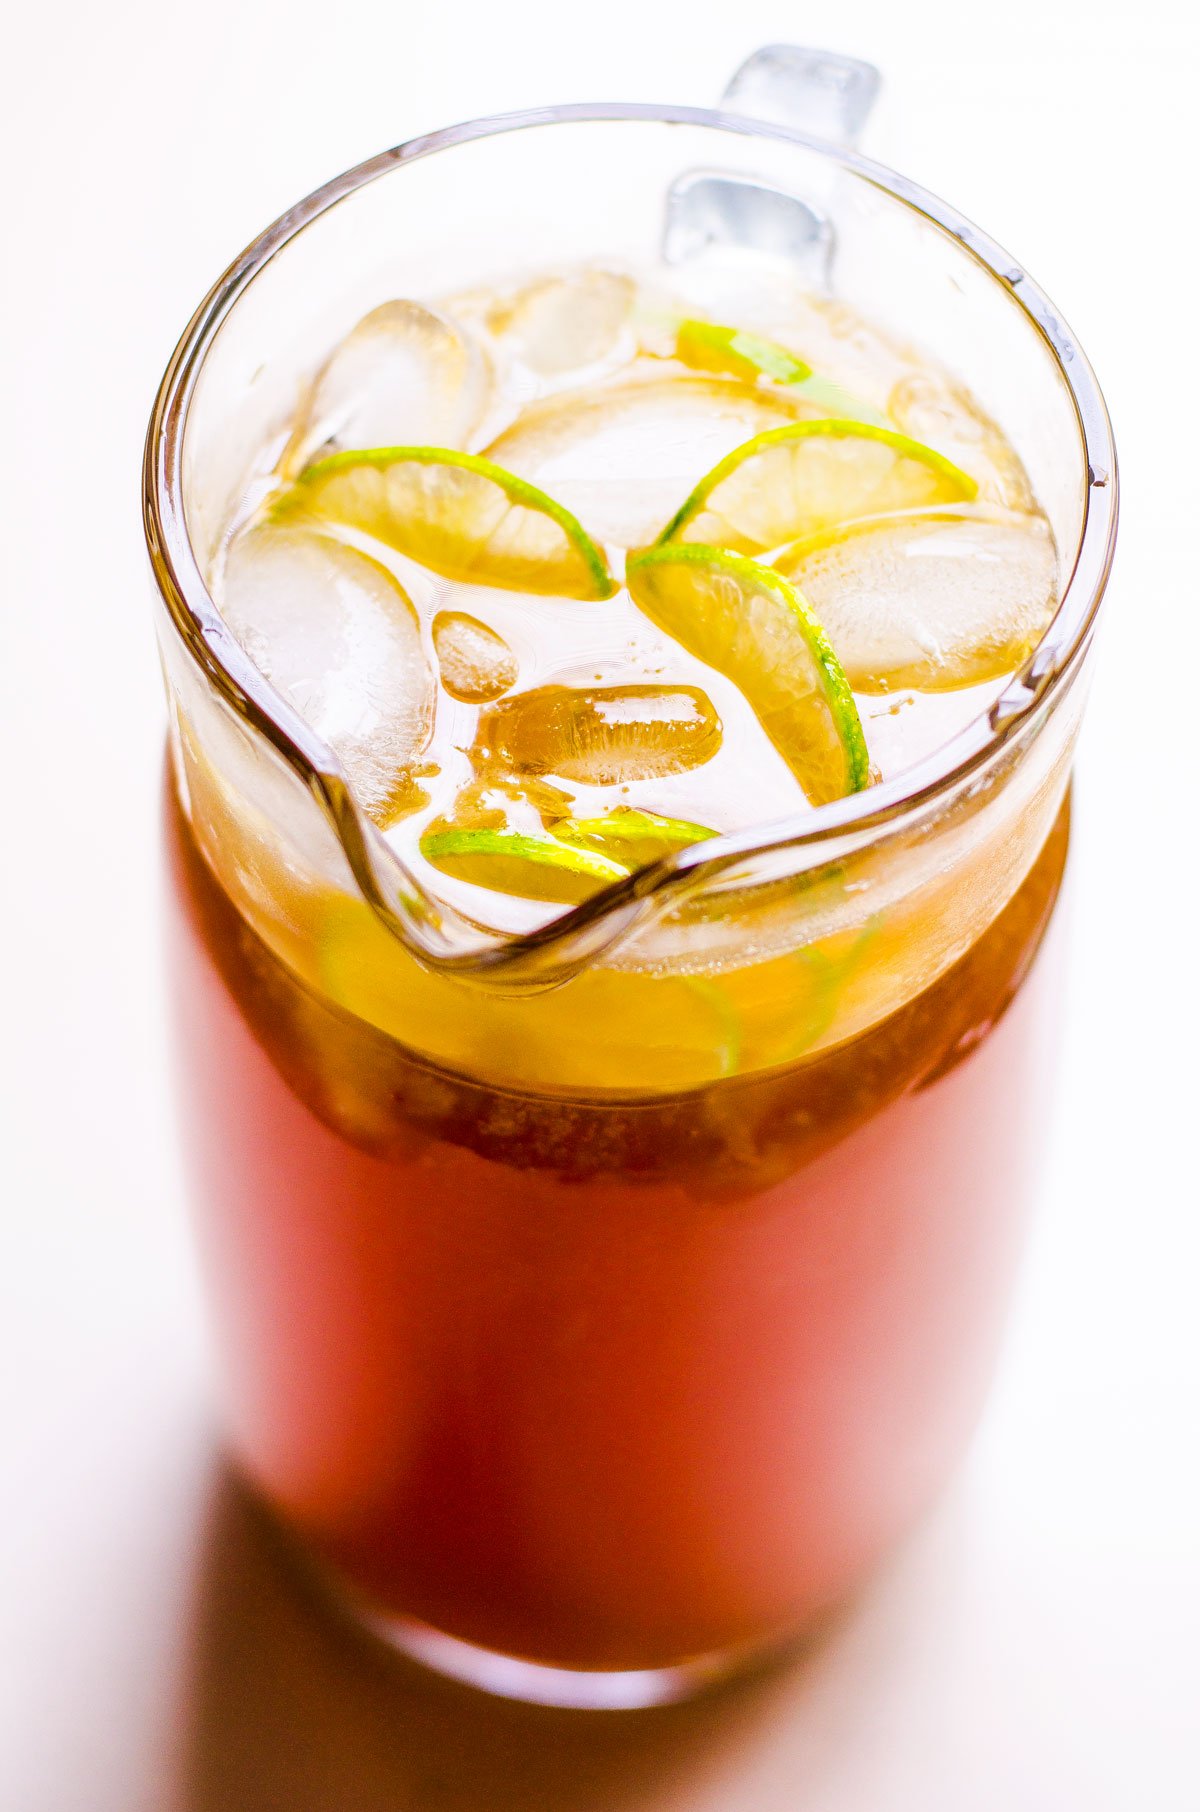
xmin=553 ymin=807 xmax=718 ymax=866
xmin=287 ymin=444 xmax=617 ymax=601
xmin=419 ymin=826 xmax=630 ymax=903
xmin=626 ymin=543 xmax=871 ymax=801
xmin=675 ymin=318 xmax=886 ymax=425
xmin=655 ymin=419 xmax=979 ymax=549
xmin=675 ymin=319 xmax=812 ymax=385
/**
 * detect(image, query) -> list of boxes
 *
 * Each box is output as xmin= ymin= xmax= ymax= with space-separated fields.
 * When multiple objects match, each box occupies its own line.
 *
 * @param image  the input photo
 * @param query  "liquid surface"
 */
xmin=214 ymin=264 xmax=1058 ymax=930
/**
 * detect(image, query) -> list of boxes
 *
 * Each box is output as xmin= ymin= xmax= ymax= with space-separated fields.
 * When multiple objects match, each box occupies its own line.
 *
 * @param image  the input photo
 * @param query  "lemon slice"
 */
xmin=658 ymin=420 xmax=978 ymax=554
xmin=419 ymin=826 xmax=629 ymax=903
xmin=286 ymin=447 xmax=617 ymax=600
xmin=626 ymin=545 xmax=870 ymax=805
xmin=553 ymin=807 xmax=717 ymax=867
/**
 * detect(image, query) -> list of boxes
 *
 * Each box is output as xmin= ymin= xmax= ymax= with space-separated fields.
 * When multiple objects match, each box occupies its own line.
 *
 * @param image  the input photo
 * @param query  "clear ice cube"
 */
xmin=888 ymin=373 xmax=1034 ymax=510
xmin=433 ymin=610 xmax=519 ymax=702
xmin=488 ymin=269 xmax=636 ymax=377
xmin=296 ymin=300 xmax=490 ymax=464
xmin=219 ymin=523 xmax=436 ymax=823
xmin=780 ymin=508 xmax=1058 ymax=693
xmin=662 ymin=174 xmax=831 ymax=286
xmin=486 ymin=377 xmax=802 ymax=548
xmin=475 ymin=683 xmax=722 ymax=785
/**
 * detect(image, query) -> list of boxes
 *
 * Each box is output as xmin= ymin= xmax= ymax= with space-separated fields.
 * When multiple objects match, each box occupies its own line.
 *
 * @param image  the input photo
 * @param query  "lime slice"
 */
xmin=419 ymin=826 xmax=629 ymax=904
xmin=657 ymin=420 xmax=978 ymax=554
xmin=675 ymin=319 xmax=812 ymax=385
xmin=285 ymin=447 xmax=617 ymax=600
xmin=554 ymin=806 xmax=717 ymax=867
xmin=626 ymin=545 xmax=870 ymax=805
xmin=673 ymin=320 xmax=884 ymax=425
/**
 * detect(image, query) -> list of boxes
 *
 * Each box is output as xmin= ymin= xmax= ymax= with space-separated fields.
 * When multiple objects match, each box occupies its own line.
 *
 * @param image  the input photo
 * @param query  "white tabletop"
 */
xmin=3 ymin=3 xmax=1198 ymax=1806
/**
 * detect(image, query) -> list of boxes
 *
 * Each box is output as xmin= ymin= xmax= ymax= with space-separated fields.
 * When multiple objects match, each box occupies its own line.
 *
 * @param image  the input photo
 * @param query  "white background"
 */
xmin=2 ymin=2 xmax=1198 ymax=1807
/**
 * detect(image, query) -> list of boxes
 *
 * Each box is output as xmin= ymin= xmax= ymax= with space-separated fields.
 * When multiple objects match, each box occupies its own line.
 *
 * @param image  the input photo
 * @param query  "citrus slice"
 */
xmin=674 ymin=319 xmax=812 ymax=385
xmin=419 ymin=826 xmax=629 ymax=904
xmin=553 ymin=807 xmax=717 ymax=867
xmin=285 ymin=447 xmax=617 ymax=600
xmin=626 ymin=544 xmax=870 ymax=805
xmin=673 ymin=318 xmax=885 ymax=425
xmin=657 ymin=420 xmax=978 ymax=553
xmin=774 ymin=506 xmax=1058 ymax=692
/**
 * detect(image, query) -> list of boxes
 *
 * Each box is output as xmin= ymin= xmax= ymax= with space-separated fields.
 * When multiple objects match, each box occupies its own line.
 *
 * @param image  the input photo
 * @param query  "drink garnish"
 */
xmin=672 ymin=319 xmax=885 ymax=424
xmin=283 ymin=447 xmax=617 ymax=600
xmin=657 ymin=420 xmax=978 ymax=553
xmin=419 ymin=826 xmax=630 ymax=902
xmin=674 ymin=319 xmax=813 ymax=385
xmin=553 ymin=807 xmax=718 ymax=866
xmin=626 ymin=544 xmax=871 ymax=805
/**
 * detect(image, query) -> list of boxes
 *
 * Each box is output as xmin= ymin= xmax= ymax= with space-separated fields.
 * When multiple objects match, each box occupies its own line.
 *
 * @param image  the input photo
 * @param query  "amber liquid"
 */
xmin=166 ymin=771 xmax=1069 ymax=1673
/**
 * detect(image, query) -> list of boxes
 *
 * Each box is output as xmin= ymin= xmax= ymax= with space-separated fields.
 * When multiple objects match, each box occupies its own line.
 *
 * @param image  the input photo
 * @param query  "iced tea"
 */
xmin=163 ymin=254 xmax=1077 ymax=1693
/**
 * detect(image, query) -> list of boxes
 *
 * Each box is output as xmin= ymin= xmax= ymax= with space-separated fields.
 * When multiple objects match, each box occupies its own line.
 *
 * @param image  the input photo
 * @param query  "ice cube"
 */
xmin=662 ymin=175 xmax=831 ymax=286
xmin=888 ymin=373 xmax=1034 ymax=510
xmin=433 ymin=610 xmax=518 ymax=702
xmin=778 ymin=508 xmax=1058 ymax=693
xmin=475 ymin=683 xmax=722 ymax=785
xmin=486 ymin=376 xmax=804 ymax=547
xmin=295 ymin=300 xmax=490 ymax=464
xmin=219 ymin=523 xmax=436 ymax=823
xmin=488 ymin=269 xmax=636 ymax=377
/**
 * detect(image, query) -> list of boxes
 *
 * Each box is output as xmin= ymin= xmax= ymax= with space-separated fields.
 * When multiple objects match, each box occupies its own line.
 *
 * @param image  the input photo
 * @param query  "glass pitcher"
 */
xmin=143 ymin=47 xmax=1117 ymax=1708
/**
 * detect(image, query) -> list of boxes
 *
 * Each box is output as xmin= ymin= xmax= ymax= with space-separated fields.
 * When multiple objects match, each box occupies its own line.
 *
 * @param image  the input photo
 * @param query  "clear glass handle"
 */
xmin=720 ymin=45 xmax=881 ymax=148
xmin=662 ymin=46 xmax=881 ymax=284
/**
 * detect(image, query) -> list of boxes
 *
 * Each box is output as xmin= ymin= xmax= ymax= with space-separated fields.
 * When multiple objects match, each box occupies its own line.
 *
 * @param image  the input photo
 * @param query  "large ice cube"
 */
xmin=888 ymin=373 xmax=1034 ymax=511
xmin=295 ymin=300 xmax=490 ymax=464
xmin=778 ymin=507 xmax=1058 ymax=692
xmin=486 ymin=376 xmax=804 ymax=548
xmin=219 ymin=523 xmax=436 ymax=823
xmin=475 ymin=683 xmax=722 ymax=785
xmin=488 ymin=269 xmax=636 ymax=378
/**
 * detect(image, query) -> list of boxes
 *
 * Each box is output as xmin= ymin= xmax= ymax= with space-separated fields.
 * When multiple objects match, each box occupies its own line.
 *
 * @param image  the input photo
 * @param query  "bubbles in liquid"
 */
xmin=778 ymin=507 xmax=1057 ymax=693
xmin=294 ymin=300 xmax=490 ymax=465
xmin=487 ymin=269 xmax=636 ymax=377
xmin=219 ymin=523 xmax=435 ymax=824
xmin=433 ymin=610 xmax=519 ymax=702
xmin=475 ymin=683 xmax=723 ymax=786
xmin=486 ymin=376 xmax=806 ymax=548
